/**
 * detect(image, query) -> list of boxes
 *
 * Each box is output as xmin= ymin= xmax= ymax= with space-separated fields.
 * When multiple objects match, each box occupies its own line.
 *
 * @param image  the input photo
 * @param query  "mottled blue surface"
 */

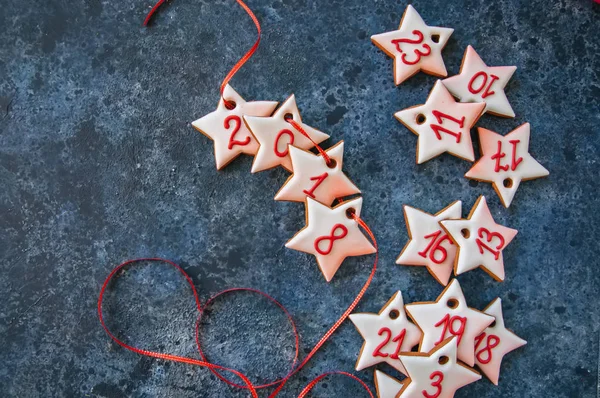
xmin=1 ymin=0 xmax=599 ymax=397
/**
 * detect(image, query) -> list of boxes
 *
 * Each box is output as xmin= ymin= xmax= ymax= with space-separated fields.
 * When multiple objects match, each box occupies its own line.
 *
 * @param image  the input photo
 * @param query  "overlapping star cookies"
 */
xmin=371 ymin=5 xmax=454 ymax=85
xmin=285 ymin=197 xmax=376 ymax=282
xmin=244 ymin=95 xmax=329 ymax=173
xmin=274 ymin=141 xmax=360 ymax=206
xmin=465 ymin=123 xmax=549 ymax=207
xmin=405 ymin=279 xmax=494 ymax=366
xmin=475 ymin=298 xmax=526 ymax=385
xmin=442 ymin=45 xmax=517 ymax=117
xmin=396 ymin=337 xmax=481 ymax=398
xmin=349 ymin=291 xmax=422 ymax=375
xmin=396 ymin=201 xmax=462 ymax=286
xmin=191 ymin=85 xmax=278 ymax=169
xmin=440 ymin=196 xmax=518 ymax=281
xmin=395 ymin=81 xmax=486 ymax=163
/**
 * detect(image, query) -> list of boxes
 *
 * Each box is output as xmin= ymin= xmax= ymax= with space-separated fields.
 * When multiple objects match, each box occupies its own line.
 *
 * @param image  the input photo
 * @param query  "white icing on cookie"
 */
xmin=244 ymin=95 xmax=329 ymax=173
xmin=398 ymin=337 xmax=481 ymax=398
xmin=440 ymin=196 xmax=518 ymax=281
xmin=442 ymin=45 xmax=517 ymax=117
xmin=371 ymin=5 xmax=454 ymax=85
xmin=191 ymin=85 xmax=278 ymax=170
xmin=394 ymin=81 xmax=485 ymax=163
xmin=474 ymin=298 xmax=526 ymax=385
xmin=465 ymin=123 xmax=549 ymax=208
xmin=274 ymin=141 xmax=360 ymax=206
xmin=374 ymin=370 xmax=404 ymax=398
xmin=396 ymin=201 xmax=462 ymax=286
xmin=349 ymin=291 xmax=422 ymax=375
xmin=405 ymin=279 xmax=494 ymax=366
xmin=285 ymin=197 xmax=376 ymax=282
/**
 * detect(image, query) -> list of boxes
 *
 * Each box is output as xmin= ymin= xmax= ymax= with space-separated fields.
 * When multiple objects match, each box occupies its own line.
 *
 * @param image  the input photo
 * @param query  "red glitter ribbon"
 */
xmin=98 ymin=212 xmax=377 ymax=396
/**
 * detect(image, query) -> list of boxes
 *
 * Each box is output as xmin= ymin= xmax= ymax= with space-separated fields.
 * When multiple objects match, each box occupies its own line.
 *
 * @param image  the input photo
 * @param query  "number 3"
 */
xmin=422 ymin=371 xmax=443 ymax=398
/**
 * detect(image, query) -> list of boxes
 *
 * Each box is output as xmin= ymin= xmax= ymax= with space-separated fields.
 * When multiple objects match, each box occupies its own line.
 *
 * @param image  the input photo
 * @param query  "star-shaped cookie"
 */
xmin=374 ymin=370 xmax=403 ymax=398
xmin=396 ymin=201 xmax=462 ymax=286
xmin=285 ymin=197 xmax=376 ymax=282
xmin=371 ymin=5 xmax=454 ymax=85
xmin=395 ymin=81 xmax=486 ymax=163
xmin=465 ymin=123 xmax=549 ymax=208
xmin=442 ymin=45 xmax=517 ymax=117
xmin=349 ymin=291 xmax=422 ymax=375
xmin=405 ymin=279 xmax=494 ymax=366
xmin=475 ymin=298 xmax=526 ymax=385
xmin=244 ymin=95 xmax=329 ymax=173
xmin=397 ymin=337 xmax=481 ymax=398
xmin=440 ymin=196 xmax=518 ymax=281
xmin=274 ymin=141 xmax=360 ymax=206
xmin=191 ymin=85 xmax=278 ymax=169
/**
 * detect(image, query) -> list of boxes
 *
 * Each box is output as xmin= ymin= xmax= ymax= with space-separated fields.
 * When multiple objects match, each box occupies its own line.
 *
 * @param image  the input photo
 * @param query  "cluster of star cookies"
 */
xmin=192 ymin=87 xmax=376 ymax=282
xmin=373 ymin=5 xmax=549 ymax=208
xmin=350 ymin=280 xmax=526 ymax=397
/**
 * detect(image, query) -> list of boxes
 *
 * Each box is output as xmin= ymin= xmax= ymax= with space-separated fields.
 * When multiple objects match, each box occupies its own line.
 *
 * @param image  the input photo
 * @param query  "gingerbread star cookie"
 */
xmin=475 ymin=298 xmax=526 ymax=385
xmin=374 ymin=370 xmax=403 ymax=398
xmin=244 ymin=95 xmax=329 ymax=173
xmin=394 ymin=81 xmax=486 ymax=163
xmin=349 ymin=291 xmax=422 ymax=375
xmin=191 ymin=85 xmax=278 ymax=170
xmin=285 ymin=197 xmax=376 ymax=282
xmin=465 ymin=123 xmax=549 ymax=208
xmin=396 ymin=201 xmax=462 ymax=286
xmin=442 ymin=46 xmax=517 ymax=117
xmin=274 ymin=141 xmax=360 ymax=206
xmin=397 ymin=337 xmax=481 ymax=398
xmin=371 ymin=5 xmax=454 ymax=85
xmin=405 ymin=279 xmax=494 ymax=366
xmin=440 ymin=196 xmax=518 ymax=281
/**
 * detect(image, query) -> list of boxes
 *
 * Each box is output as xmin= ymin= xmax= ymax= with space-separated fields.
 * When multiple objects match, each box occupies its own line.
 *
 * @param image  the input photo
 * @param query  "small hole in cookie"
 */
xmin=284 ymin=113 xmax=294 ymax=121
xmin=389 ymin=309 xmax=400 ymax=320
xmin=489 ymin=320 xmax=496 ymax=328
xmin=411 ymin=344 xmax=419 ymax=352
xmin=431 ymin=34 xmax=440 ymax=43
xmin=438 ymin=355 xmax=449 ymax=365
xmin=326 ymin=158 xmax=337 ymax=169
xmin=503 ymin=178 xmax=513 ymax=188
xmin=346 ymin=208 xmax=356 ymax=219
xmin=224 ymin=100 xmax=236 ymax=110
xmin=446 ymin=298 xmax=459 ymax=309
xmin=416 ymin=114 xmax=426 ymax=125
xmin=461 ymin=229 xmax=470 ymax=239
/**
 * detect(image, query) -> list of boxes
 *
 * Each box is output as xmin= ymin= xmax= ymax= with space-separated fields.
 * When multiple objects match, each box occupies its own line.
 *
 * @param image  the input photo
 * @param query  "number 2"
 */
xmin=224 ymin=115 xmax=251 ymax=150
xmin=372 ymin=327 xmax=406 ymax=360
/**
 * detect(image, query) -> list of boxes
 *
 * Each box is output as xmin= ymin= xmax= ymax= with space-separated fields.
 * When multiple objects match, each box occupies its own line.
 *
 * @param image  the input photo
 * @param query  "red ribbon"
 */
xmin=98 ymin=212 xmax=377 ymax=396
xmin=286 ymin=118 xmax=334 ymax=167
xmin=143 ymin=0 xmax=261 ymax=110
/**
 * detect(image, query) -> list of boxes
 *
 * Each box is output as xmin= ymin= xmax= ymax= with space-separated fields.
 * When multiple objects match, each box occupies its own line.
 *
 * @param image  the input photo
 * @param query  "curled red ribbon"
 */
xmin=98 ymin=212 xmax=377 ymax=396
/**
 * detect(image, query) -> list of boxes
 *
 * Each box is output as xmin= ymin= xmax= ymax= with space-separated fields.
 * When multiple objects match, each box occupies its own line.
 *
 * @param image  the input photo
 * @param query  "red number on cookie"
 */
xmin=434 ymin=314 xmax=466 ymax=345
xmin=372 ymin=327 xmax=406 ymax=359
xmin=476 ymin=228 xmax=505 ymax=260
xmin=475 ymin=332 xmax=500 ymax=364
xmin=418 ymin=230 xmax=453 ymax=264
xmin=430 ymin=110 xmax=465 ymax=143
xmin=468 ymin=71 xmax=500 ymax=98
xmin=274 ymin=129 xmax=295 ymax=157
xmin=224 ymin=115 xmax=251 ymax=150
xmin=491 ymin=140 xmax=523 ymax=172
xmin=302 ymin=173 xmax=329 ymax=199
xmin=422 ymin=371 xmax=444 ymax=398
xmin=314 ymin=224 xmax=348 ymax=255
xmin=391 ymin=30 xmax=432 ymax=65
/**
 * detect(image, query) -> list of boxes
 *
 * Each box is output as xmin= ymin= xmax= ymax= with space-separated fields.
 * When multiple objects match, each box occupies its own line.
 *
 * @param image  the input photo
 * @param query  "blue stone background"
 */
xmin=0 ymin=0 xmax=598 ymax=396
